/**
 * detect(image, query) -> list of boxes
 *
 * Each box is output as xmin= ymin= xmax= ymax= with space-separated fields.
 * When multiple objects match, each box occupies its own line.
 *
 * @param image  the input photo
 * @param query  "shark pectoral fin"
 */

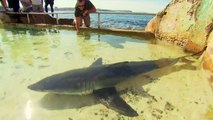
xmin=93 ymin=87 xmax=138 ymax=117
xmin=89 ymin=58 xmax=103 ymax=67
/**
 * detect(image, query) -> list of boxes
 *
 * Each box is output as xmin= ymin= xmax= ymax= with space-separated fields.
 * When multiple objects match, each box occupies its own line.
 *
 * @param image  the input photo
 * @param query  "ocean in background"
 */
xmin=57 ymin=12 xmax=154 ymax=30
xmin=0 ymin=5 xmax=154 ymax=30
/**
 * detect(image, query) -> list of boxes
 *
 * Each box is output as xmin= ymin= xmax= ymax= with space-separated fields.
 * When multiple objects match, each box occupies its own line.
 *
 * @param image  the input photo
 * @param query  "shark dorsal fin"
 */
xmin=90 ymin=58 xmax=103 ymax=67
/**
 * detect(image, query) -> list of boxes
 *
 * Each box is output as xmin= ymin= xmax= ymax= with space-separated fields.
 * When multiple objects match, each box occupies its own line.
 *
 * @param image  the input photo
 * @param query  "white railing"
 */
xmin=4 ymin=11 xmax=156 ymax=29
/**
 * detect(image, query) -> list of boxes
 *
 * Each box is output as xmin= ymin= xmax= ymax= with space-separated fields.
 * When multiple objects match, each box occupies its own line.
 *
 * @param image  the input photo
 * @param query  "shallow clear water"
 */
xmin=0 ymin=26 xmax=212 ymax=120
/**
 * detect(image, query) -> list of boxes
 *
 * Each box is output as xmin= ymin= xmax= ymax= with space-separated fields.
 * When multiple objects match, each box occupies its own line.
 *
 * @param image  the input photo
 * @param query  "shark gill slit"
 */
xmin=85 ymin=79 xmax=88 ymax=94
xmin=84 ymin=79 xmax=87 ymax=95
xmin=89 ymin=79 xmax=95 ymax=94
xmin=84 ymin=78 xmax=93 ymax=95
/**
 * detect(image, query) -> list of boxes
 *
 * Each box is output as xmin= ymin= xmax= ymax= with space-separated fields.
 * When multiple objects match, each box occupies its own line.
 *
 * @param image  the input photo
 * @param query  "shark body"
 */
xmin=28 ymin=57 xmax=182 ymax=117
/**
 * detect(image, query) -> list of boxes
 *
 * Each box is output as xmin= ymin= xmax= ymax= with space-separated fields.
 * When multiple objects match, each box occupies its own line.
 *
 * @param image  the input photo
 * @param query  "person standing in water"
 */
xmin=74 ymin=0 xmax=96 ymax=32
xmin=44 ymin=0 xmax=54 ymax=16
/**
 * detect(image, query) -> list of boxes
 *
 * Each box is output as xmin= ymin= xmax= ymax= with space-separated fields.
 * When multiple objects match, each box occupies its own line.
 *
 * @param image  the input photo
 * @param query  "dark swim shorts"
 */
xmin=45 ymin=0 xmax=54 ymax=4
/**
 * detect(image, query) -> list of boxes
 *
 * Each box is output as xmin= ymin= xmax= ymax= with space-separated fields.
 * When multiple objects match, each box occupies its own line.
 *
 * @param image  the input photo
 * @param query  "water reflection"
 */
xmin=24 ymin=100 xmax=32 ymax=120
xmin=0 ymin=27 xmax=61 ymax=66
xmin=76 ymin=31 xmax=97 ymax=57
xmin=0 ymin=47 xmax=3 ymax=57
xmin=76 ymin=30 xmax=152 ymax=58
xmin=40 ymin=94 xmax=97 ymax=110
xmin=77 ymin=31 xmax=92 ymax=40
xmin=78 ymin=31 xmax=146 ymax=49
xmin=96 ymin=32 xmax=155 ymax=49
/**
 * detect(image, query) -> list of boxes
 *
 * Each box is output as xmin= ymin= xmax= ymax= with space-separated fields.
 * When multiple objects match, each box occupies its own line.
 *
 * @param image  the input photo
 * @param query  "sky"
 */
xmin=54 ymin=0 xmax=171 ymax=13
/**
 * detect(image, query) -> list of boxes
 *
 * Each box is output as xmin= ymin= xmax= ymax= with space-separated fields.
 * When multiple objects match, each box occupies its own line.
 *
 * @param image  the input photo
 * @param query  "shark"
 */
xmin=28 ymin=55 xmax=194 ymax=117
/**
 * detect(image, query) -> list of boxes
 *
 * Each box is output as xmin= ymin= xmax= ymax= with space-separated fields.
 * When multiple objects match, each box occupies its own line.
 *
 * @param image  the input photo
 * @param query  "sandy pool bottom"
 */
xmin=1 ymin=55 xmax=212 ymax=120
xmin=0 ymin=27 xmax=212 ymax=120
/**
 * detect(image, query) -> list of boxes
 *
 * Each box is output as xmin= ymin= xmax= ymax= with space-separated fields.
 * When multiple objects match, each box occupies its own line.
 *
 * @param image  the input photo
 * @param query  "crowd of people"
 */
xmin=0 ymin=0 xmax=54 ymax=13
xmin=0 ymin=0 xmax=97 ymax=32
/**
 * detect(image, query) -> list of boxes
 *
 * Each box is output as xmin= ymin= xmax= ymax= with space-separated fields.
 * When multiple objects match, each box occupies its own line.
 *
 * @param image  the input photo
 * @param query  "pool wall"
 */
xmin=0 ymin=12 xmax=73 ymax=25
xmin=0 ymin=23 xmax=155 ymax=40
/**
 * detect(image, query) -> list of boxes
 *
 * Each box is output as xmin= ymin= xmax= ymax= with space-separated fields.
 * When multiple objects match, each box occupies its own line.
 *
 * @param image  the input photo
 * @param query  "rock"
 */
xmin=145 ymin=4 xmax=168 ymax=33
xmin=147 ymin=0 xmax=212 ymax=52
xmin=202 ymin=31 xmax=213 ymax=90
xmin=164 ymin=102 xmax=175 ymax=111
xmin=146 ymin=0 xmax=213 ymax=91
xmin=145 ymin=16 xmax=158 ymax=33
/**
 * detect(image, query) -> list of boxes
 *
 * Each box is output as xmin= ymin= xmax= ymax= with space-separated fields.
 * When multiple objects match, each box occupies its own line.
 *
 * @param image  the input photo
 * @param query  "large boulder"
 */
xmin=202 ymin=28 xmax=213 ymax=90
xmin=146 ymin=0 xmax=213 ymax=90
xmin=147 ymin=0 xmax=213 ymax=52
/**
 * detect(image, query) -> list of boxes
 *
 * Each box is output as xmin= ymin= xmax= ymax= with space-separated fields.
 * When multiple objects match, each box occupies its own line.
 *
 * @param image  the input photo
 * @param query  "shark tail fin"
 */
xmin=156 ymin=47 xmax=207 ymax=67
xmin=177 ymin=46 xmax=207 ymax=63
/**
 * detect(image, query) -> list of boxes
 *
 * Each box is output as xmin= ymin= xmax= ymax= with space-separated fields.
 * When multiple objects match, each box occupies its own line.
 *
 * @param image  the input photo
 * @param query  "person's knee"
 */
xmin=84 ymin=21 xmax=90 ymax=27
xmin=83 ymin=16 xmax=90 ymax=27
xmin=85 ymin=24 xmax=90 ymax=27
xmin=73 ymin=18 xmax=82 ymax=26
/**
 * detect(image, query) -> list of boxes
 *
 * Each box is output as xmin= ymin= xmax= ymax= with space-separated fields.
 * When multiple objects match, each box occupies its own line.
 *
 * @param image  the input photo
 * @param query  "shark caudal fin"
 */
xmin=177 ymin=47 xmax=206 ymax=63
xmin=93 ymin=87 xmax=138 ymax=117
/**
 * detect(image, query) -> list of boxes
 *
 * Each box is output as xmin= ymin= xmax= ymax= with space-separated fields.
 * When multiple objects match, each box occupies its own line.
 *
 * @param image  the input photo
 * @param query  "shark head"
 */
xmin=28 ymin=70 xmax=93 ymax=95
xmin=28 ymin=80 xmax=47 ymax=92
xmin=28 ymin=58 xmax=104 ymax=94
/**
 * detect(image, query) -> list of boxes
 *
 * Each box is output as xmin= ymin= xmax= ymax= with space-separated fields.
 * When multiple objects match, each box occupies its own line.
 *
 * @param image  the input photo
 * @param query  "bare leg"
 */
xmin=1 ymin=0 xmax=8 ymax=10
xmin=75 ymin=17 xmax=82 ymax=32
xmin=83 ymin=15 xmax=90 ymax=27
xmin=45 ymin=3 xmax=48 ymax=13
xmin=50 ymin=3 xmax=54 ymax=16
